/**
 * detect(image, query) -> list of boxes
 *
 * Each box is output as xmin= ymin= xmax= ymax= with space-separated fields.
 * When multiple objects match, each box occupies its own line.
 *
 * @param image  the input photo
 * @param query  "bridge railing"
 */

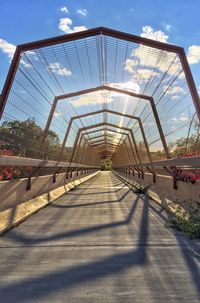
xmin=0 ymin=155 xmax=100 ymax=234
xmin=113 ymin=156 xmax=200 ymax=190
xmin=0 ymin=155 xmax=99 ymax=190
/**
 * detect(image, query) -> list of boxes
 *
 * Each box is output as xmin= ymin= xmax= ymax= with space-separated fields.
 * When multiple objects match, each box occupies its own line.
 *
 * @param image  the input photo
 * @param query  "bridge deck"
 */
xmin=0 ymin=172 xmax=199 ymax=302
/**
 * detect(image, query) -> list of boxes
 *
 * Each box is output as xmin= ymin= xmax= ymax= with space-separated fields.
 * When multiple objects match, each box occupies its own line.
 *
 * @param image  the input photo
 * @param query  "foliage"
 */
xmin=0 ymin=118 xmax=60 ymax=160
xmin=70 ymin=185 xmax=78 ymax=191
xmin=133 ymin=184 xmax=151 ymax=194
xmin=101 ymin=159 xmax=112 ymax=171
xmin=169 ymin=116 xmax=200 ymax=156
xmin=166 ymin=202 xmax=200 ymax=239
xmin=0 ymin=149 xmax=21 ymax=180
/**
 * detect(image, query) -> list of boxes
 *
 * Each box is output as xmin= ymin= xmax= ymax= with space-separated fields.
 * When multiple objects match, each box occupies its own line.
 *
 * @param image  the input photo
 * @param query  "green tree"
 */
xmin=100 ymin=159 xmax=112 ymax=170
xmin=0 ymin=119 xmax=60 ymax=160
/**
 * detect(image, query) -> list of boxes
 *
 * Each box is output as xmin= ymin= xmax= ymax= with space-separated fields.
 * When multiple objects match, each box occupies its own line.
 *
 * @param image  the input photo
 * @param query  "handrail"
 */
xmin=0 ymin=155 xmax=99 ymax=169
xmin=113 ymin=156 xmax=200 ymax=169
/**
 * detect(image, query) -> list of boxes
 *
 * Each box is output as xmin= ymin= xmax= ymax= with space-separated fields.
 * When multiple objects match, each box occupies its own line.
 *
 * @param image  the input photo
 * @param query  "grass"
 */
xmin=166 ymin=202 xmax=200 ymax=239
xmin=70 ymin=184 xmax=79 ymax=191
xmin=133 ymin=184 xmax=151 ymax=194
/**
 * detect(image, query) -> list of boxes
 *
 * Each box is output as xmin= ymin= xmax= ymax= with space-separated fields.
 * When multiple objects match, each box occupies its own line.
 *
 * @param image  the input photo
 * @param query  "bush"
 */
xmin=167 ymin=204 xmax=200 ymax=239
xmin=133 ymin=184 xmax=151 ymax=194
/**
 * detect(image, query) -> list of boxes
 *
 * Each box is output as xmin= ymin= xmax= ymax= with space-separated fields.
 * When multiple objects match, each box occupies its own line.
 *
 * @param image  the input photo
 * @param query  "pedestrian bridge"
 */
xmin=0 ymin=27 xmax=199 ymax=302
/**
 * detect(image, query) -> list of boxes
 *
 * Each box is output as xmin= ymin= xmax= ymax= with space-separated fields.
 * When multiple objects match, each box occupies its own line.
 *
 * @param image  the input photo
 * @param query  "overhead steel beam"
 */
xmin=1 ymin=26 xmax=199 ymax=124
xmin=88 ymin=133 xmax=116 ymax=141
xmin=81 ymin=127 xmax=129 ymax=138
xmin=77 ymin=123 xmax=138 ymax=163
xmin=39 ymin=86 xmax=168 ymax=159
xmin=76 ymin=128 xmax=137 ymax=164
xmin=58 ymin=108 xmax=151 ymax=162
xmin=69 ymin=122 xmax=142 ymax=167
xmin=91 ymin=141 xmax=119 ymax=148
xmin=89 ymin=137 xmax=119 ymax=145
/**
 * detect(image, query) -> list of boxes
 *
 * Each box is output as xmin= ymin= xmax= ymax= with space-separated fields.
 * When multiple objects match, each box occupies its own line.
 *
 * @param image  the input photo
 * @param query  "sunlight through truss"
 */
xmin=0 ymin=27 xmax=199 ymax=166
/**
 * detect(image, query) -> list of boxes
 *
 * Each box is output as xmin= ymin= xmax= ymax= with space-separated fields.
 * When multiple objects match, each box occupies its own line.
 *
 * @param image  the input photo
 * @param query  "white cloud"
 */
xmin=58 ymin=18 xmax=72 ymax=34
xmin=124 ymin=26 xmax=184 ymax=82
xmin=0 ymin=38 xmax=35 ymax=69
xmin=72 ymin=81 xmax=141 ymax=107
xmin=72 ymin=92 xmax=114 ymax=107
xmin=0 ymin=38 xmax=16 ymax=58
xmin=163 ymin=85 xmax=185 ymax=95
xmin=140 ymin=26 xmax=169 ymax=43
xmin=171 ymin=117 xmax=178 ymax=122
xmin=187 ymin=45 xmax=200 ymax=64
xmin=171 ymin=95 xmax=180 ymax=100
xmin=162 ymin=23 xmax=172 ymax=32
xmin=60 ymin=6 xmax=69 ymax=14
xmin=124 ymin=58 xmax=137 ymax=73
xmin=54 ymin=112 xmax=62 ymax=117
xmin=58 ymin=17 xmax=87 ymax=34
xmin=108 ymin=81 xmax=140 ymax=94
xmin=77 ymin=9 xmax=88 ymax=16
xmin=165 ymin=24 xmax=171 ymax=31
xmin=179 ymin=113 xmax=189 ymax=122
xmin=48 ymin=62 xmax=72 ymax=76
xmin=73 ymin=26 xmax=88 ymax=32
xmin=124 ymin=57 xmax=159 ymax=82
xmin=132 ymin=68 xmax=159 ymax=82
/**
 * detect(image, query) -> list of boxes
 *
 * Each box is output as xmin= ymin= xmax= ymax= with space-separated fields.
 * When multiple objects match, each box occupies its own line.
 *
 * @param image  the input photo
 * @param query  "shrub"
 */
xmin=133 ymin=184 xmax=151 ymax=194
xmin=167 ymin=202 xmax=200 ymax=239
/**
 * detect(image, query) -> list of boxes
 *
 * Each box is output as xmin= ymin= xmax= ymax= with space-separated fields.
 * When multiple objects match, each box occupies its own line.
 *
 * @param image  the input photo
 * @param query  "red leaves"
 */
xmin=0 ymin=149 xmax=21 ymax=181
xmin=177 ymin=151 xmax=200 ymax=158
xmin=175 ymin=151 xmax=200 ymax=183
xmin=0 ymin=149 xmax=13 ymax=156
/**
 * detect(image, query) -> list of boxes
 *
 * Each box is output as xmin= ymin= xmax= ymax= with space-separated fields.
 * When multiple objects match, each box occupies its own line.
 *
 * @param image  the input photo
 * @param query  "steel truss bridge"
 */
xmin=0 ymin=27 xmax=199 ymax=302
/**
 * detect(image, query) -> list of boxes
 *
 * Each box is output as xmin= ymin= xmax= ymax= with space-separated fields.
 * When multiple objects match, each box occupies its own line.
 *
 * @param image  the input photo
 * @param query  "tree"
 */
xmin=172 ymin=117 xmax=200 ymax=156
xmin=0 ymin=118 xmax=60 ymax=160
xmin=42 ymin=130 xmax=60 ymax=160
xmin=100 ymin=159 xmax=112 ymax=170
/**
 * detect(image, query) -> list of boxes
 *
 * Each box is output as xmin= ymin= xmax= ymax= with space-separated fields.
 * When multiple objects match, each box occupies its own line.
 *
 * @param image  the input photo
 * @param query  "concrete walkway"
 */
xmin=0 ymin=171 xmax=199 ymax=302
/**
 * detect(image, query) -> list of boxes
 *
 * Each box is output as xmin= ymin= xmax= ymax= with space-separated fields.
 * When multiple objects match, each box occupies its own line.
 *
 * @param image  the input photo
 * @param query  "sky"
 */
xmin=0 ymin=0 xmax=200 ymax=93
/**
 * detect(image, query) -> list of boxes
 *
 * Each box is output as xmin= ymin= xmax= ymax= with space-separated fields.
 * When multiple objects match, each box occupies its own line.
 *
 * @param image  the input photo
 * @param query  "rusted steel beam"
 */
xmin=146 ymin=166 xmax=156 ymax=183
xmin=71 ymin=108 xmax=149 ymax=161
xmin=0 ymin=46 xmax=22 ymax=118
xmin=150 ymin=98 xmax=170 ymax=158
xmin=178 ymin=49 xmax=200 ymax=121
xmin=113 ymin=156 xmax=200 ymax=169
xmin=124 ymin=141 xmax=134 ymax=165
xmin=81 ymin=127 xmax=130 ymax=153
xmin=67 ymin=122 xmax=139 ymax=167
xmin=87 ymin=133 xmax=115 ymax=141
xmin=16 ymin=85 xmax=167 ymax=161
xmin=38 ymin=97 xmax=59 ymax=158
xmin=91 ymin=142 xmax=119 ymax=148
xmin=56 ymin=90 xmax=165 ymax=159
xmin=18 ymin=26 xmax=183 ymax=55
xmin=79 ymin=122 xmax=139 ymax=162
xmin=0 ymin=155 xmax=98 ymax=168
xmin=56 ymin=85 xmax=151 ymax=102
xmin=1 ymin=27 xmax=199 ymax=130
xmin=83 ymin=127 xmax=128 ymax=137
xmin=89 ymin=137 xmax=118 ymax=145
xmin=59 ymin=111 xmax=145 ymax=163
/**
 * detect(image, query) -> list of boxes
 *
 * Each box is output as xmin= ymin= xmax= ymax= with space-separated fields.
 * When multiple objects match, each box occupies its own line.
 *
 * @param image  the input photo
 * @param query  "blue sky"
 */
xmin=0 ymin=0 xmax=200 ymax=92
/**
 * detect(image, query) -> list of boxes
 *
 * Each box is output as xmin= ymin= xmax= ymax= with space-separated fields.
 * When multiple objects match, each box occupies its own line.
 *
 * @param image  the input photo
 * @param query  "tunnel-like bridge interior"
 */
xmin=0 ymin=27 xmax=199 ymax=302
xmin=0 ymin=26 xmax=200 ymax=168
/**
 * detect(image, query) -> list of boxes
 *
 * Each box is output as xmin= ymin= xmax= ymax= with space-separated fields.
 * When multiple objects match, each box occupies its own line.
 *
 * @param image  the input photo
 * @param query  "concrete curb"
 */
xmin=0 ymin=171 xmax=99 ymax=235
